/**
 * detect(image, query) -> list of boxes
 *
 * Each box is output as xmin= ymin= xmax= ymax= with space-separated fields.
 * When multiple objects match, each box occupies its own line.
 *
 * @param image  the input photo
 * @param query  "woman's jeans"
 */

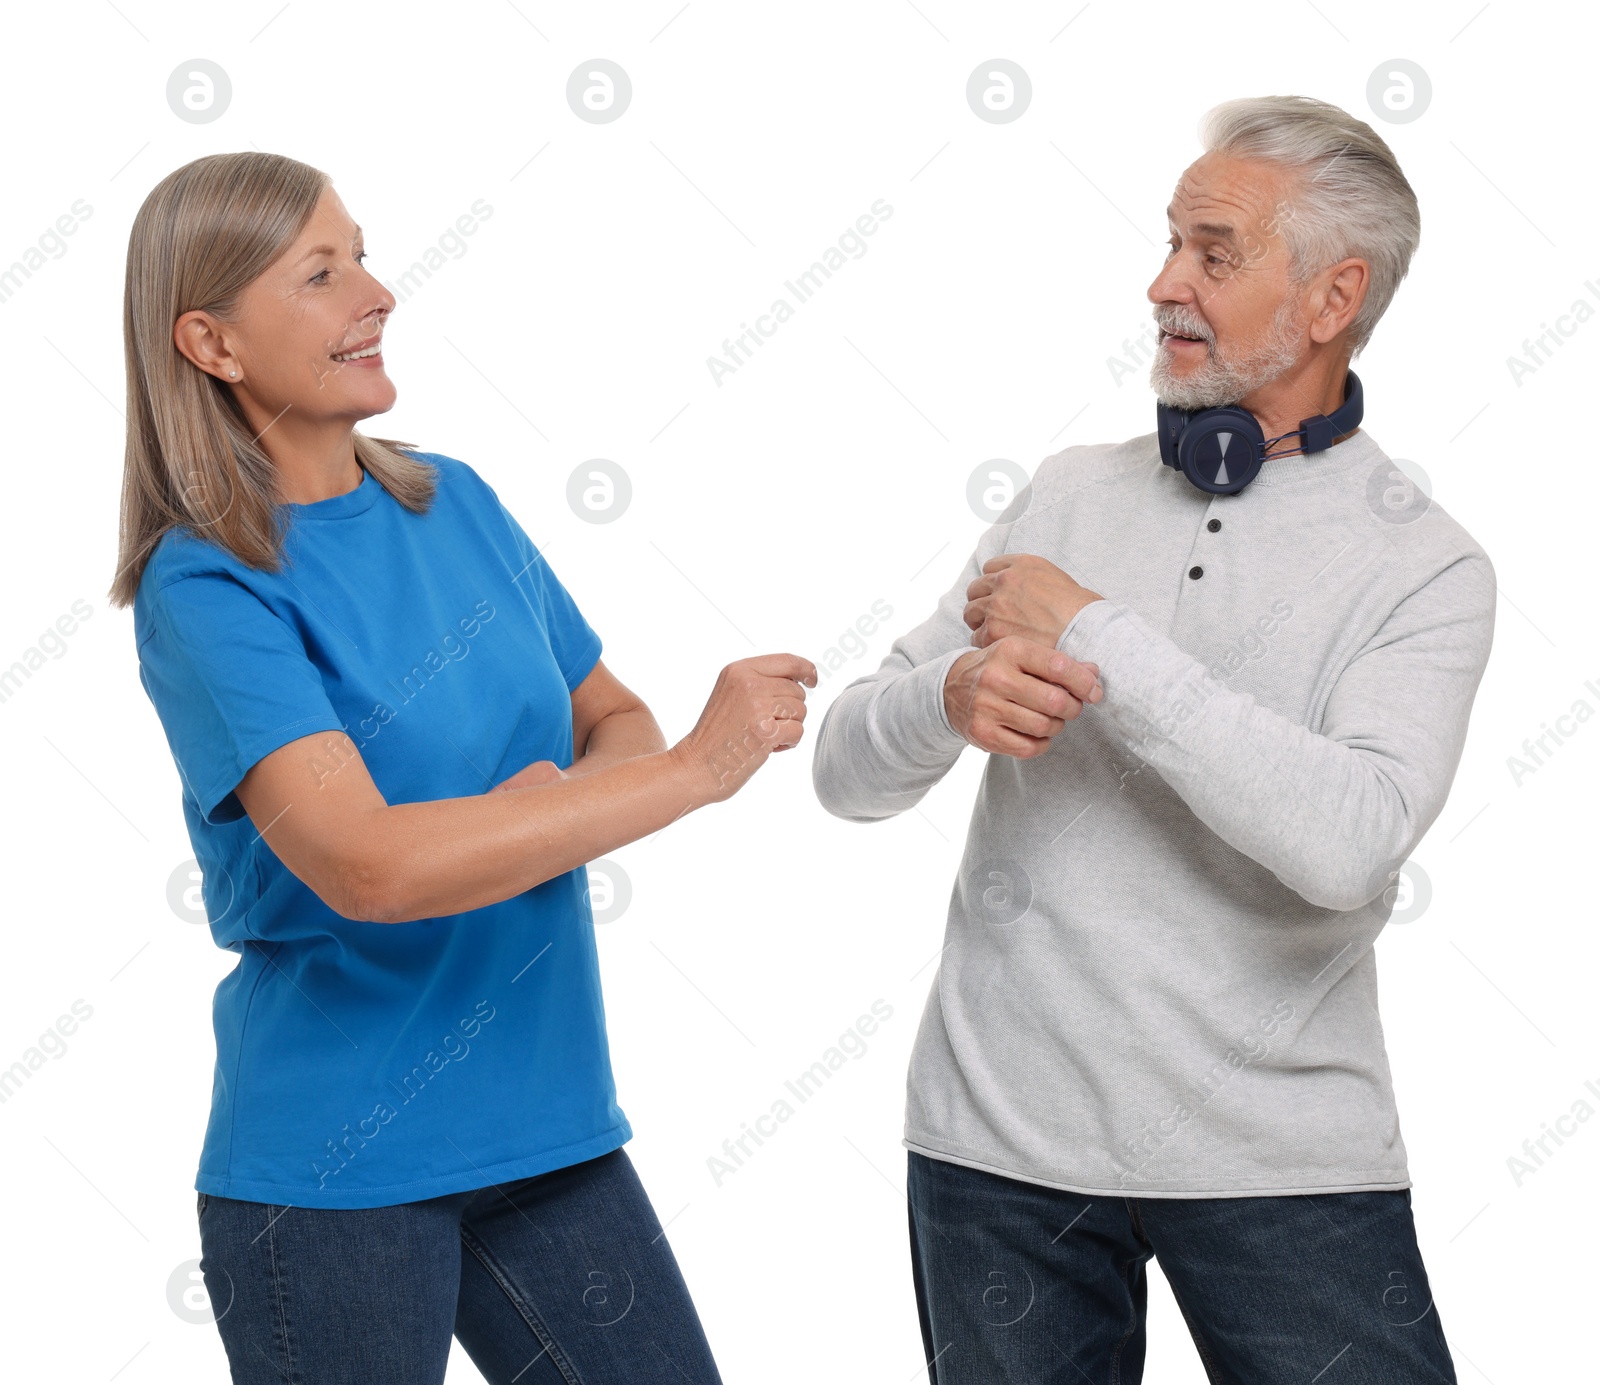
xmin=906 ymin=1150 xmax=1456 ymax=1384
xmin=197 ymin=1147 xmax=722 ymax=1385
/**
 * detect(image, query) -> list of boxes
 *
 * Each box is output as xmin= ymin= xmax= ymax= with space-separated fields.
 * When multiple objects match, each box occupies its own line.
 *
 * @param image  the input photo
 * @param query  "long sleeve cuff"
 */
xmin=856 ymin=644 xmax=971 ymax=775
xmin=1057 ymin=597 xmax=1122 ymax=662
xmin=1056 ymin=598 xmax=1219 ymax=755
xmin=811 ymin=646 xmax=970 ymax=821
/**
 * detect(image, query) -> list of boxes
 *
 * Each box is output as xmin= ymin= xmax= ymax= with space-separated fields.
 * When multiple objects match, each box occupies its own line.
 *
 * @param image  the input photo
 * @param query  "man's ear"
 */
xmin=174 ymin=309 xmax=238 ymax=380
xmin=1309 ymin=258 xmax=1370 ymax=346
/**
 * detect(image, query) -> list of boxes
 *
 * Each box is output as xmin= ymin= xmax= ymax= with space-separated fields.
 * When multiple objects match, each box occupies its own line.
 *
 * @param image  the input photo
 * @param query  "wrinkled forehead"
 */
xmin=1166 ymin=154 xmax=1289 ymax=236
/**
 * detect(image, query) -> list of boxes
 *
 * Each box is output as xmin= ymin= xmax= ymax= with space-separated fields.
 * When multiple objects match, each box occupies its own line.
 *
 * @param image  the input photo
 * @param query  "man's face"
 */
xmin=1147 ymin=151 xmax=1308 ymax=411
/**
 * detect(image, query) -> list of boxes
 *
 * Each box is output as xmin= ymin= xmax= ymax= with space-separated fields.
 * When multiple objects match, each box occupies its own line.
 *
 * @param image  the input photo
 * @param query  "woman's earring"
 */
xmin=229 ymin=370 xmax=238 ymax=378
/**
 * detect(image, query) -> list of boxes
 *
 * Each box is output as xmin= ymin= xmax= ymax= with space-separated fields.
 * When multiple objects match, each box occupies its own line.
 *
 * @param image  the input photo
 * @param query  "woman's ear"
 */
xmin=174 ymin=308 xmax=239 ymax=381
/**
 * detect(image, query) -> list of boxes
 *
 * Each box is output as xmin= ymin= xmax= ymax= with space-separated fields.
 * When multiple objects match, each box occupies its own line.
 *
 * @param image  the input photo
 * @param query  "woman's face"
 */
xmin=184 ymin=183 xmax=397 ymax=427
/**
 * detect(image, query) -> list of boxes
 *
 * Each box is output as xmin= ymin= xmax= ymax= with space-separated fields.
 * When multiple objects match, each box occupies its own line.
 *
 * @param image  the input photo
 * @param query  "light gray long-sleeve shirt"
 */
xmin=811 ymin=426 xmax=1496 ymax=1197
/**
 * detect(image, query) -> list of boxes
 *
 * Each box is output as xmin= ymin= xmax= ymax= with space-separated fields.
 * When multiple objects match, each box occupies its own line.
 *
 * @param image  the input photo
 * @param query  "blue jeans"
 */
xmin=906 ymin=1151 xmax=1455 ymax=1384
xmin=197 ymin=1147 xmax=722 ymax=1384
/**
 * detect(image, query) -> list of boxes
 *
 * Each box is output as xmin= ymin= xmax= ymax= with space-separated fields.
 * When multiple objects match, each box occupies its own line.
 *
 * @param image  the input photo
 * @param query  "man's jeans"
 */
xmin=196 ymin=1147 xmax=722 ymax=1385
xmin=907 ymin=1150 xmax=1455 ymax=1384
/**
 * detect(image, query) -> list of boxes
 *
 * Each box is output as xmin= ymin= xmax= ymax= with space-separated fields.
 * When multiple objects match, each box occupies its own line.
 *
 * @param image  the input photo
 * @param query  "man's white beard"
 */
xmin=1149 ymin=296 xmax=1306 ymax=411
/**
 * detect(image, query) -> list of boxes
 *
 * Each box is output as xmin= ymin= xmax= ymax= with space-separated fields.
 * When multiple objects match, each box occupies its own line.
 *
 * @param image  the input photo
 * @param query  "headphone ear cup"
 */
xmin=1177 ymin=407 xmax=1266 ymax=495
xmin=1156 ymin=400 xmax=1190 ymax=469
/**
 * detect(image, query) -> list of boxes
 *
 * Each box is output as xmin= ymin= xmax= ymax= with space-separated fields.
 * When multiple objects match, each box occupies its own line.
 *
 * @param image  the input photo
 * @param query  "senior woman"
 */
xmin=109 ymin=151 xmax=812 ymax=1385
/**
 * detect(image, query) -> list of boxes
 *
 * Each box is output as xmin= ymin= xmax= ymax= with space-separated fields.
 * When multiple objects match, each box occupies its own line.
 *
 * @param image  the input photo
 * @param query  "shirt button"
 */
xmin=1207 ymin=518 xmax=1222 ymax=532
xmin=1188 ymin=565 xmax=1204 ymax=580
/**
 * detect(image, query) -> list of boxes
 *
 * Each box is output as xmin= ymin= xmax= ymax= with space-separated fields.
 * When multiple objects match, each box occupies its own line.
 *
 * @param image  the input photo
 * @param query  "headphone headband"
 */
xmin=1291 ymin=369 xmax=1363 ymax=454
xmin=1157 ymin=369 xmax=1364 ymax=496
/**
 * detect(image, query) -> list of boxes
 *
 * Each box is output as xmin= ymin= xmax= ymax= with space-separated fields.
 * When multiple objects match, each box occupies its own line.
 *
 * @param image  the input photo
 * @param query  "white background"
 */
xmin=1 ymin=1 xmax=1594 ymax=1381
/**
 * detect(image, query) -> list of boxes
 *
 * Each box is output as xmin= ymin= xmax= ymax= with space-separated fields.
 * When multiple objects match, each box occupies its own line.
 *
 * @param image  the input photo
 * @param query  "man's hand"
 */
xmin=944 ymin=636 xmax=1102 ymax=758
xmin=964 ymin=553 xmax=1103 ymax=650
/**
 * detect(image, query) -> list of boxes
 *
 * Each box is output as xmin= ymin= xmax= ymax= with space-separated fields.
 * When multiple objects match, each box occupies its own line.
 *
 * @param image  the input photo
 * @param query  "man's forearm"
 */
xmin=1059 ymin=569 xmax=1494 ymax=911
xmin=812 ymin=649 xmax=971 ymax=821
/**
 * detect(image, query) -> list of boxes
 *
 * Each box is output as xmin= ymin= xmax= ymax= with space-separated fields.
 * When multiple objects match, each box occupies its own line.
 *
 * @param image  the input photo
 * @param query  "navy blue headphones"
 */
xmin=1156 ymin=369 xmax=1364 ymax=495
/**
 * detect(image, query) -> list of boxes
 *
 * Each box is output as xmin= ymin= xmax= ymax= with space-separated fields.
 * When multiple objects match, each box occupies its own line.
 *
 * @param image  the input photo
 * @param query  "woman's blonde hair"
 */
xmin=109 ymin=151 xmax=435 ymax=608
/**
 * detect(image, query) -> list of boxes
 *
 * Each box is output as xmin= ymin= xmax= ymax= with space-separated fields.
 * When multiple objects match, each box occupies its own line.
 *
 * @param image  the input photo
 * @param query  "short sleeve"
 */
xmin=493 ymin=499 xmax=603 ymax=692
xmin=138 ymin=574 xmax=347 ymax=826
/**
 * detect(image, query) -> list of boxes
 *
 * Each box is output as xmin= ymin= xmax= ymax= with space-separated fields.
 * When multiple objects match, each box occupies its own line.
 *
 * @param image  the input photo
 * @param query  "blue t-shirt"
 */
xmin=134 ymin=451 xmax=631 ymax=1208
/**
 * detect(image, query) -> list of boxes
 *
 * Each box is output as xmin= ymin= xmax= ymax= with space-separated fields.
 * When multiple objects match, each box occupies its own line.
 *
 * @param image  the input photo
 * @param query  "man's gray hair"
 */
xmin=1198 ymin=94 xmax=1420 ymax=359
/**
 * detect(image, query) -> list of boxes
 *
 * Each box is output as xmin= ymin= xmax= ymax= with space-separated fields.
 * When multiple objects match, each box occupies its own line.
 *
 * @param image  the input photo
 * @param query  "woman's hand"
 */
xmin=671 ymin=653 xmax=818 ymax=804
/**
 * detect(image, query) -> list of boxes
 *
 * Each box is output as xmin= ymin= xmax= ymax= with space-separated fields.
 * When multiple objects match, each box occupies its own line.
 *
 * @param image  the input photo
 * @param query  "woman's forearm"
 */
xmin=566 ymin=704 xmax=667 ymax=779
xmin=352 ymin=746 xmax=708 ymax=924
xmin=250 ymin=652 xmax=813 ymax=924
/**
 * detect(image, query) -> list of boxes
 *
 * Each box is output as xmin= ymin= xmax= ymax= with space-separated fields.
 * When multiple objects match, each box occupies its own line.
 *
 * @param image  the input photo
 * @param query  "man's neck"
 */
xmin=1245 ymin=359 xmax=1355 ymax=457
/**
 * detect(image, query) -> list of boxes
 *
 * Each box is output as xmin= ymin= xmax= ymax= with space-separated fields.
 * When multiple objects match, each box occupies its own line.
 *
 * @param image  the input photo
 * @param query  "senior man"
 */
xmin=812 ymin=94 xmax=1492 ymax=1384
